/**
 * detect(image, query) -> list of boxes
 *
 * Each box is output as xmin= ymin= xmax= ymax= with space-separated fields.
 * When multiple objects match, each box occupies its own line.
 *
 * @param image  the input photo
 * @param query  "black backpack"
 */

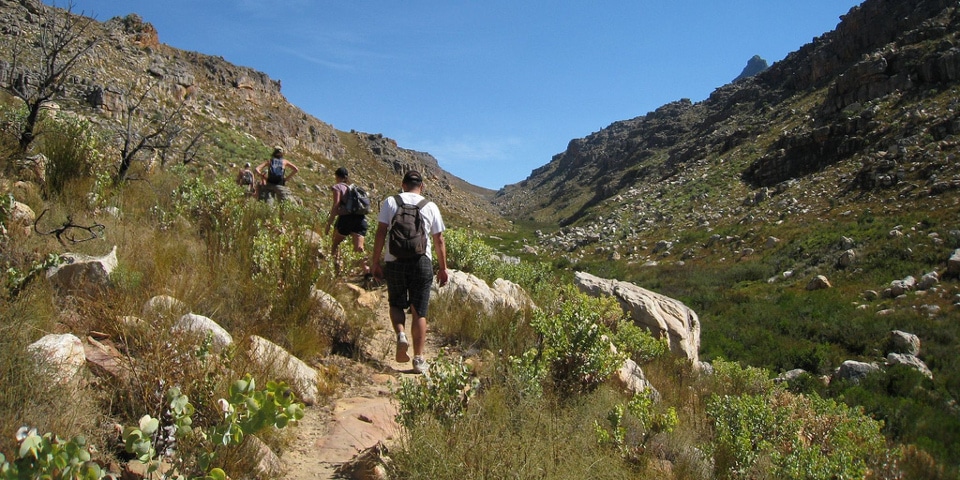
xmin=267 ymin=158 xmax=285 ymax=185
xmin=340 ymin=184 xmax=371 ymax=215
xmin=389 ymin=195 xmax=430 ymax=259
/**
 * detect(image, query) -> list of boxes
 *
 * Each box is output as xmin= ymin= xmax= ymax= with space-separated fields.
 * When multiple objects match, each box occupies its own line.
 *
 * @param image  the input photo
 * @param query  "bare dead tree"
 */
xmin=115 ymin=79 xmax=188 ymax=183
xmin=178 ymin=124 xmax=213 ymax=166
xmin=3 ymin=1 xmax=98 ymax=151
xmin=34 ymin=208 xmax=105 ymax=246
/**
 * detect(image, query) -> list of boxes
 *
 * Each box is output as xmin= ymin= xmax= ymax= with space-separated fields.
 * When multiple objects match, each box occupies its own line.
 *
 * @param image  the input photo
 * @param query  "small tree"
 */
xmin=114 ymin=78 xmax=187 ymax=183
xmin=2 ymin=1 xmax=98 ymax=151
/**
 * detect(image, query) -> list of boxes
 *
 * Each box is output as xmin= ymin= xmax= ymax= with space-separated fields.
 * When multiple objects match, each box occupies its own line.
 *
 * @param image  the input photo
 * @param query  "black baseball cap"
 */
xmin=403 ymin=170 xmax=423 ymax=185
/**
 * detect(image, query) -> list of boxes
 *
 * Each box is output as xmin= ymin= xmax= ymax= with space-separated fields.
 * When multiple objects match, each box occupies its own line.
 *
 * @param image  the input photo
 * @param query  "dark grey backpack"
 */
xmin=388 ymin=195 xmax=430 ymax=259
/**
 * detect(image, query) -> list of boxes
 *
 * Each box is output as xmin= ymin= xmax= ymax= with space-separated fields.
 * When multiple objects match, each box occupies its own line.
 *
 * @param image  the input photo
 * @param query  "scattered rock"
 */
xmin=806 ymin=275 xmax=832 ymax=291
xmin=46 ymin=246 xmax=118 ymax=297
xmin=886 ymin=353 xmax=933 ymax=379
xmin=833 ymin=360 xmax=880 ymax=384
xmin=334 ymin=442 xmax=391 ymax=480
xmin=613 ymin=359 xmax=659 ymax=400
xmin=142 ymin=295 xmax=187 ymax=318
xmin=247 ymin=335 xmax=319 ymax=406
xmin=174 ymin=313 xmax=234 ymax=349
xmin=889 ymin=330 xmax=921 ymax=355
xmin=774 ymin=368 xmax=808 ymax=384
xmin=84 ymin=336 xmax=128 ymax=380
xmin=948 ymin=249 xmax=960 ymax=278
xmin=10 ymin=200 xmax=35 ymax=236
xmin=28 ymin=333 xmax=86 ymax=384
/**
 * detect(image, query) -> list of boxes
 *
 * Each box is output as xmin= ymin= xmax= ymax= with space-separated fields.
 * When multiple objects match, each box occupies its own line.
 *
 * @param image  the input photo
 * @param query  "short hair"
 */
xmin=402 ymin=170 xmax=423 ymax=186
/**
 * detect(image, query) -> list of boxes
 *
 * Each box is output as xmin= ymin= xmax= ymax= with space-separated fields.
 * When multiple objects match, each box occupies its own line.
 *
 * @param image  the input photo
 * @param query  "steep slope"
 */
xmin=0 ymin=0 xmax=505 ymax=230
xmin=494 ymin=0 xmax=959 ymax=233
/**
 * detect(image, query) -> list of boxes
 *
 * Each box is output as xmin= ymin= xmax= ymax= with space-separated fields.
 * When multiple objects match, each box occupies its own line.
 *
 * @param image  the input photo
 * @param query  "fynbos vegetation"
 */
xmin=1 ymin=0 xmax=959 ymax=478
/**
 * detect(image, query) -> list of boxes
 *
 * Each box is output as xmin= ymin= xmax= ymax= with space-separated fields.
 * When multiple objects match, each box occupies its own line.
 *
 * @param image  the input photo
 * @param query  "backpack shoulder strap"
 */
xmin=415 ymin=198 xmax=430 ymax=208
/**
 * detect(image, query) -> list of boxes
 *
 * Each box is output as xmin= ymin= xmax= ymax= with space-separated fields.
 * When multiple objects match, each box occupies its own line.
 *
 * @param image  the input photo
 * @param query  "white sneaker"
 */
xmin=412 ymin=356 xmax=428 ymax=374
xmin=395 ymin=332 xmax=410 ymax=363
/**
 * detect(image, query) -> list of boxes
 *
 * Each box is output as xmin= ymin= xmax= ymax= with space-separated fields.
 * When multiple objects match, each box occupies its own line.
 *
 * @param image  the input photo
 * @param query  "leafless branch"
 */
xmin=34 ymin=208 xmax=105 ymax=246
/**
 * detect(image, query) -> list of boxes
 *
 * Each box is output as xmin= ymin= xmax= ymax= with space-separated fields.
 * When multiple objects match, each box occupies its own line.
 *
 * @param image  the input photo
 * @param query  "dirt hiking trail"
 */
xmin=279 ymin=284 xmax=434 ymax=479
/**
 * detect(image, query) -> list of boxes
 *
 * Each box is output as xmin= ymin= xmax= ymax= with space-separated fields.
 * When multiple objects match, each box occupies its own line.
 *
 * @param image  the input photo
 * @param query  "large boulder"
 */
xmin=28 ymin=333 xmax=86 ymax=384
xmin=46 ymin=246 xmax=118 ymax=297
xmin=438 ymin=269 xmax=534 ymax=315
xmin=574 ymin=271 xmax=700 ymax=364
xmin=886 ymin=353 xmax=933 ymax=379
xmin=888 ymin=330 xmax=921 ymax=356
xmin=247 ymin=335 xmax=319 ymax=406
xmin=833 ymin=360 xmax=880 ymax=384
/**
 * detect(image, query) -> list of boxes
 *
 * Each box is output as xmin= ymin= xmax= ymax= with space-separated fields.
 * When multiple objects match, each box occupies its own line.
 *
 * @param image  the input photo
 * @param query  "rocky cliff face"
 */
xmin=494 ymin=0 xmax=960 ymax=232
xmin=0 ymin=0 xmax=503 ymax=229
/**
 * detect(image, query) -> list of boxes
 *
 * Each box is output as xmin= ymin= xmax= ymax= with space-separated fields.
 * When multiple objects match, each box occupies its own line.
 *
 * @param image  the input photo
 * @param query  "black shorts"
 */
xmin=385 ymin=255 xmax=434 ymax=319
xmin=335 ymin=214 xmax=368 ymax=236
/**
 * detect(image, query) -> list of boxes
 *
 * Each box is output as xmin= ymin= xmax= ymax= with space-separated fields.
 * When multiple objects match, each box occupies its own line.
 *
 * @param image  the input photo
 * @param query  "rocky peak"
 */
xmin=733 ymin=55 xmax=768 ymax=82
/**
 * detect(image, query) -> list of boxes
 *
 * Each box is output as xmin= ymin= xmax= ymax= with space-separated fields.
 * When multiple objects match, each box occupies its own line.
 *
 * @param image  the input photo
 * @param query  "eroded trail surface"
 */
xmin=280 ymin=286 xmax=431 ymax=479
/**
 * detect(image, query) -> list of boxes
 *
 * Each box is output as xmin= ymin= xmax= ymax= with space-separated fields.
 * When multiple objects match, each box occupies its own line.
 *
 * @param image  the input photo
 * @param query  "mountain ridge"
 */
xmin=0 ymin=0 xmax=506 ymax=230
xmin=493 ymin=0 xmax=959 ymax=231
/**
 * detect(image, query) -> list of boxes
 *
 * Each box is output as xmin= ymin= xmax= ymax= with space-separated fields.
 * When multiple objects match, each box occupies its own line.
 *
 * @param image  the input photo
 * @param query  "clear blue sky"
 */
xmin=55 ymin=1 xmax=862 ymax=190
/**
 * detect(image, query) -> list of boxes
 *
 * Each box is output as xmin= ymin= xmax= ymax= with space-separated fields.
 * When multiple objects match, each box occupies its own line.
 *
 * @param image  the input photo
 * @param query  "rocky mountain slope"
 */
xmin=494 ymin=0 xmax=960 ymax=250
xmin=0 ymin=0 xmax=505 ymax=230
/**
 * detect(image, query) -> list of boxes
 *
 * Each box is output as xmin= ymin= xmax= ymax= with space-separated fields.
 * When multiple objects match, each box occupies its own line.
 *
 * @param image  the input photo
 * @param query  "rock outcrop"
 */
xmin=573 ymin=271 xmax=700 ymax=364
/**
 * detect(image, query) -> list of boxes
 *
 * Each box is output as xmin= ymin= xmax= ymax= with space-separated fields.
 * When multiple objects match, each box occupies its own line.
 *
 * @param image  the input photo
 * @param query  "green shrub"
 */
xmin=707 ymin=390 xmax=889 ymax=479
xmin=394 ymin=352 xmax=478 ymax=430
xmin=517 ymin=286 xmax=627 ymax=399
xmin=38 ymin=114 xmax=102 ymax=197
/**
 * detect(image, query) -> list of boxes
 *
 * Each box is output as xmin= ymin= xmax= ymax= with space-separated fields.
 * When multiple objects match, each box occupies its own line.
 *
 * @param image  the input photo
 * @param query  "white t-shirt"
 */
xmin=377 ymin=192 xmax=445 ymax=261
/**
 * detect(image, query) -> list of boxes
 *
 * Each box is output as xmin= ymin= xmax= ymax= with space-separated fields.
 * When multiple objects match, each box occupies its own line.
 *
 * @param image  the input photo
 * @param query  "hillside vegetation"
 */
xmin=0 ymin=0 xmax=958 ymax=478
xmin=491 ymin=0 xmax=960 ymax=474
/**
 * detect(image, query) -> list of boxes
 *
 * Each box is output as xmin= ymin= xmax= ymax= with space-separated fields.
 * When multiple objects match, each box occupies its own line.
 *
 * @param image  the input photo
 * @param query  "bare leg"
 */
xmin=391 ymin=305 xmax=409 ymax=363
xmin=390 ymin=305 xmax=406 ymax=334
xmin=409 ymin=306 xmax=427 ymax=358
xmin=351 ymin=234 xmax=370 ymax=273
xmin=331 ymin=231 xmax=346 ymax=273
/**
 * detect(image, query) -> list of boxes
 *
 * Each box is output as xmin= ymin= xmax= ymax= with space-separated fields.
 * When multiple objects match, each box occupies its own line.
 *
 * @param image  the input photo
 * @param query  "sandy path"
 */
xmin=279 ymin=286 xmax=431 ymax=479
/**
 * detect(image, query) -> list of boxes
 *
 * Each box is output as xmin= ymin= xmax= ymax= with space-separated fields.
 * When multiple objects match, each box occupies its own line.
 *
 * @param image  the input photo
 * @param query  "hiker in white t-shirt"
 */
xmin=369 ymin=170 xmax=448 ymax=374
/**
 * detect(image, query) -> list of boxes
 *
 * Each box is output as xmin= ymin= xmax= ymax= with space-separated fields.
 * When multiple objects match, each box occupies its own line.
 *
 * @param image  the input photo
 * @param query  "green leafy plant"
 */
xmin=119 ymin=374 xmax=303 ymax=479
xmin=0 ymin=427 xmax=102 ymax=480
xmin=595 ymin=391 xmax=679 ymax=462
xmin=394 ymin=352 xmax=479 ymax=430
xmin=518 ymin=286 xmax=627 ymax=398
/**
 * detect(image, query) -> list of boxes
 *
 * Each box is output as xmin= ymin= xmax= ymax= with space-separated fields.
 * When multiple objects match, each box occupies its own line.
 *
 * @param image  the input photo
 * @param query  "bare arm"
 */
xmin=432 ymin=232 xmax=448 ymax=287
xmin=370 ymin=221 xmax=389 ymax=279
xmin=325 ymin=187 xmax=342 ymax=234
xmin=284 ymin=160 xmax=299 ymax=181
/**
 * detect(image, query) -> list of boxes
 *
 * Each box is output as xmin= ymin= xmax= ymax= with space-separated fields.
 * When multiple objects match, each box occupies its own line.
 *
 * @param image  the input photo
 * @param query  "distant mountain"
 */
xmin=733 ymin=54 xmax=769 ymax=82
xmin=493 ymin=0 xmax=959 ymax=233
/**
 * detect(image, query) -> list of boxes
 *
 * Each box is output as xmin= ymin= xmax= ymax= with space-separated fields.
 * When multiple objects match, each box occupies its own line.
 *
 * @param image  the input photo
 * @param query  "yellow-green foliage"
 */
xmin=707 ymin=390 xmax=888 ymax=479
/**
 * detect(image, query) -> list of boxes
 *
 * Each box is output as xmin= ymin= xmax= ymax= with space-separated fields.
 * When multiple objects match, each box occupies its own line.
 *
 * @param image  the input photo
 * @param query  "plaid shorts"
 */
xmin=385 ymin=255 xmax=434 ymax=319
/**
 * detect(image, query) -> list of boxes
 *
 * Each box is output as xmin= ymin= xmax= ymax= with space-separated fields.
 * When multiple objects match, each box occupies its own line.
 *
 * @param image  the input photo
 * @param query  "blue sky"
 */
xmin=56 ymin=1 xmax=862 ymax=190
